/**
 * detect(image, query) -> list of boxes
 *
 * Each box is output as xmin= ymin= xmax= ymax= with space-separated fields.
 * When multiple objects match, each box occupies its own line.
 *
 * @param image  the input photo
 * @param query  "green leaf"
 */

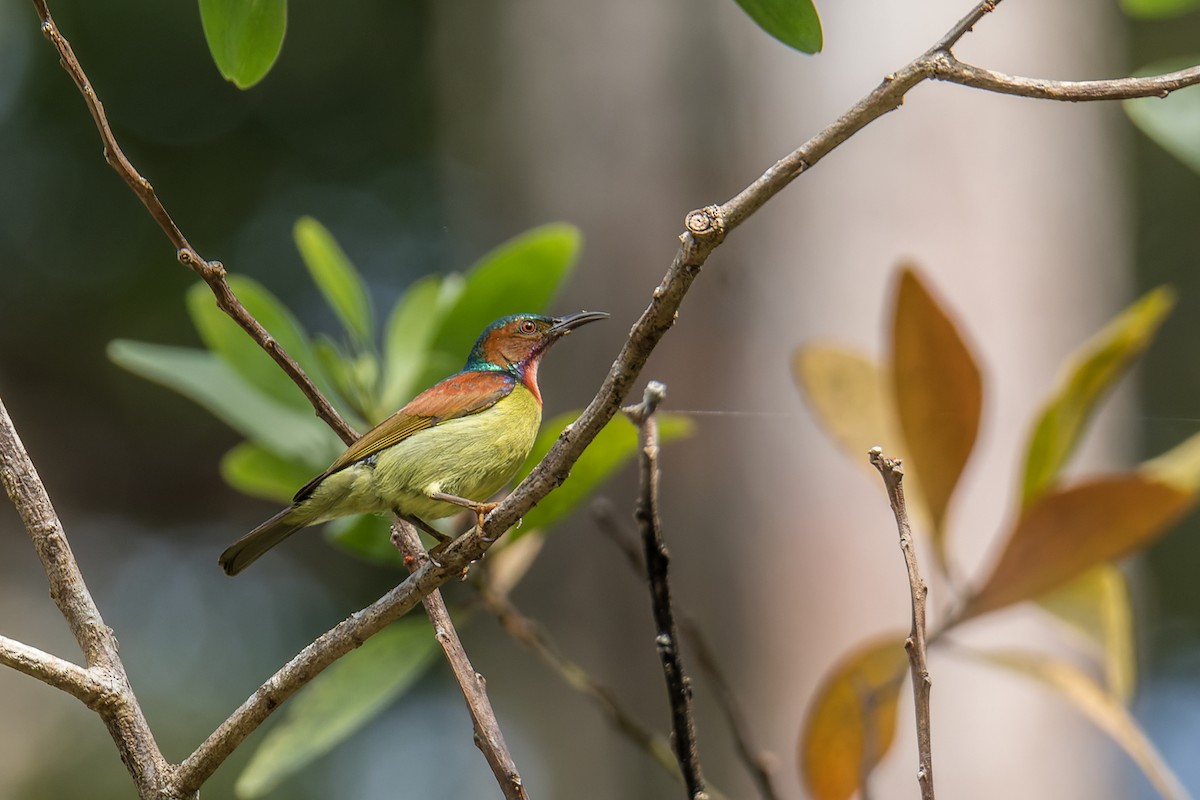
xmin=325 ymin=514 xmax=404 ymax=567
xmin=510 ymin=410 xmax=694 ymax=539
xmin=890 ymin=266 xmax=982 ymax=569
xmin=235 ymin=619 xmax=440 ymax=798
xmin=418 ymin=224 xmax=581 ymax=388
xmin=220 ymin=442 xmax=316 ymax=503
xmin=1121 ymin=0 xmax=1200 ymax=19
xmin=108 ymin=340 xmax=337 ymax=465
xmin=1125 ymin=60 xmax=1200 ymax=176
xmin=198 ymin=0 xmax=287 ymax=90
xmin=733 ymin=0 xmax=822 ymax=54
xmin=186 ymin=278 xmax=319 ymax=412
xmin=800 ymin=636 xmax=909 ymax=800
xmin=1021 ymin=287 xmax=1175 ymax=506
xmin=378 ymin=276 xmax=451 ymax=417
xmin=966 ymin=649 xmax=1189 ymax=800
xmin=965 ymin=476 xmax=1193 ymax=618
xmin=294 ymin=217 xmax=374 ymax=347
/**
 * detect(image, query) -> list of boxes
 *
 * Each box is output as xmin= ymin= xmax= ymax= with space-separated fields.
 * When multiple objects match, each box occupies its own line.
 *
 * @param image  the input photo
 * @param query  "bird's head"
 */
xmin=466 ymin=311 xmax=608 ymax=375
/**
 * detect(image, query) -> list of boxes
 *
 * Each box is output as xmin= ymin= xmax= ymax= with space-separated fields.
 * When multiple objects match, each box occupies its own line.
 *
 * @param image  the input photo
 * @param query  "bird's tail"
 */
xmin=219 ymin=505 xmax=308 ymax=576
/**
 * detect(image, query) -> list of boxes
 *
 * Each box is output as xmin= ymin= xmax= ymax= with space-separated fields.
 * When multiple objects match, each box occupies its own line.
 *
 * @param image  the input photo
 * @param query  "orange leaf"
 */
xmin=800 ymin=636 xmax=909 ymax=800
xmin=890 ymin=267 xmax=982 ymax=565
xmin=966 ymin=476 xmax=1193 ymax=618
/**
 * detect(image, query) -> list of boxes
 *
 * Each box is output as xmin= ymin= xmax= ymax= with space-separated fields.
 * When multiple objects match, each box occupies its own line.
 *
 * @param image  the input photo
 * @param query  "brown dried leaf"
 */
xmin=966 ymin=476 xmax=1193 ymax=618
xmin=890 ymin=267 xmax=982 ymax=564
xmin=800 ymin=636 xmax=909 ymax=800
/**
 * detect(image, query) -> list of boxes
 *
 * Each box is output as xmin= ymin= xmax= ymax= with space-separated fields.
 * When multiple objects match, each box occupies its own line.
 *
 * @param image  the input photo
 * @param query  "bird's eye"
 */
xmin=519 ymin=320 xmax=537 ymax=334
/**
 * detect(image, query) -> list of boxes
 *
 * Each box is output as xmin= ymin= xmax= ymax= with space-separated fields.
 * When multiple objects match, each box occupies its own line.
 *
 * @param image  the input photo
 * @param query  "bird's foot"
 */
xmin=430 ymin=492 xmax=499 ymax=534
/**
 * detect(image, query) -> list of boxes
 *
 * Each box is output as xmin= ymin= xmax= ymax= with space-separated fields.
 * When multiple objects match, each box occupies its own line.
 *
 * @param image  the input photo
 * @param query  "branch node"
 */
xmin=683 ymin=205 xmax=725 ymax=243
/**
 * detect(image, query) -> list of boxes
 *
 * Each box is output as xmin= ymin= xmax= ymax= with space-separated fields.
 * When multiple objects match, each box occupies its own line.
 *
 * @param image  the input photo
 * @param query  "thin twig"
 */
xmin=933 ymin=55 xmax=1200 ymax=101
xmin=390 ymin=521 xmax=528 ymax=800
xmin=477 ymin=586 xmax=682 ymax=781
xmin=595 ymin=502 xmax=782 ymax=800
xmin=623 ymin=382 xmax=707 ymax=800
xmin=0 ymin=396 xmax=178 ymax=799
xmin=31 ymin=0 xmax=354 ymax=444
xmin=869 ymin=448 xmax=934 ymax=800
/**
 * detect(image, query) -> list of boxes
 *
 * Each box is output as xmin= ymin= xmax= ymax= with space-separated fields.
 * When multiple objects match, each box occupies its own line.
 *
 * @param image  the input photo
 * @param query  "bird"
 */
xmin=218 ymin=310 xmax=608 ymax=575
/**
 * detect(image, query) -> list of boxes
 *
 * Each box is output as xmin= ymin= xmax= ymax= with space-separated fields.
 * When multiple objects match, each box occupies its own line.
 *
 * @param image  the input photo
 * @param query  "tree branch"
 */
xmin=623 ymin=382 xmax=707 ymax=800
xmin=31 ymin=0 xmax=355 ymax=444
xmin=0 ymin=395 xmax=177 ymax=799
xmin=0 ymin=635 xmax=110 ymax=706
xmin=869 ymin=448 xmax=934 ymax=800
xmin=932 ymin=55 xmax=1200 ymax=101
xmin=390 ymin=521 xmax=528 ymax=800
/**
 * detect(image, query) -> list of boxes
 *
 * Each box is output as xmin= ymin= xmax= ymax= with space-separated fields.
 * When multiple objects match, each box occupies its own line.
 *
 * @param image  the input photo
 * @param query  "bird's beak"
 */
xmin=549 ymin=310 xmax=609 ymax=336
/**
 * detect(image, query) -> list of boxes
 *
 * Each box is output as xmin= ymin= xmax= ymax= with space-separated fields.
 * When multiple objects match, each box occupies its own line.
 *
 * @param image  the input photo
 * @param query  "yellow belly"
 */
xmin=301 ymin=384 xmax=542 ymax=523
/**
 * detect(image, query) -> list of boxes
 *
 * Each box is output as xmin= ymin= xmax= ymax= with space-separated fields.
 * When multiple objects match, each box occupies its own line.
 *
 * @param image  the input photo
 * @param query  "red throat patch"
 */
xmin=522 ymin=355 xmax=543 ymax=405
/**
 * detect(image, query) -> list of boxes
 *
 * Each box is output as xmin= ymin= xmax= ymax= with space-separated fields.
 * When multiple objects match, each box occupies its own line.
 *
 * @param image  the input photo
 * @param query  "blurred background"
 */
xmin=1 ymin=1 xmax=1199 ymax=798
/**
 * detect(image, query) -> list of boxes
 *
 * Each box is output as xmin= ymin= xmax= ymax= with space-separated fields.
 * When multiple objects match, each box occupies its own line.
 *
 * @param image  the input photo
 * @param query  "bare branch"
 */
xmin=0 ymin=395 xmax=175 ymax=798
xmin=933 ymin=55 xmax=1200 ymax=101
xmin=0 ymin=635 xmax=110 ymax=706
xmin=390 ymin=521 xmax=528 ymax=800
xmin=30 ymin=0 xmax=355 ymax=444
xmin=595 ymin=501 xmax=782 ymax=800
xmin=869 ymin=448 xmax=935 ymax=800
xmin=477 ymin=586 xmax=683 ymax=781
xmin=623 ymin=382 xmax=707 ymax=800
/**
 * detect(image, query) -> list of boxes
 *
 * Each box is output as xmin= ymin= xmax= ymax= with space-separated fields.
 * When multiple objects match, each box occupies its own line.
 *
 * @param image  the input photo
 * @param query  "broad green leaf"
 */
xmin=378 ymin=275 xmax=447 ymax=416
xmin=968 ymin=649 xmax=1189 ymax=800
xmin=965 ymin=476 xmax=1193 ymax=618
xmin=733 ymin=0 xmax=822 ymax=54
xmin=186 ymin=278 xmax=319 ymax=411
xmin=1121 ymin=0 xmax=1200 ymax=19
xmin=1143 ymin=428 xmax=1200 ymax=492
xmin=235 ymin=619 xmax=440 ymax=798
xmin=800 ymin=636 xmax=909 ymax=800
xmin=1036 ymin=566 xmax=1136 ymax=701
xmin=294 ymin=217 xmax=374 ymax=346
xmin=509 ymin=410 xmax=695 ymax=539
xmin=1021 ymin=287 xmax=1175 ymax=506
xmin=220 ymin=442 xmax=317 ymax=503
xmin=325 ymin=514 xmax=404 ymax=567
xmin=418 ymin=224 xmax=581 ymax=388
xmin=890 ymin=267 xmax=982 ymax=567
xmin=1125 ymin=60 xmax=1200 ymax=176
xmin=198 ymin=0 xmax=287 ymax=90
xmin=108 ymin=340 xmax=336 ymax=464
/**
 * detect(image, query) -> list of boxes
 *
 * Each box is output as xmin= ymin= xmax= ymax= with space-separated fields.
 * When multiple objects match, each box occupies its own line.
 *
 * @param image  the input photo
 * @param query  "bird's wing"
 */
xmin=294 ymin=370 xmax=517 ymax=502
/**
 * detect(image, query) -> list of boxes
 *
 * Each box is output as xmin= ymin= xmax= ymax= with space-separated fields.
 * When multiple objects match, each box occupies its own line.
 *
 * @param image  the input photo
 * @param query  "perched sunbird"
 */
xmin=219 ymin=310 xmax=608 ymax=575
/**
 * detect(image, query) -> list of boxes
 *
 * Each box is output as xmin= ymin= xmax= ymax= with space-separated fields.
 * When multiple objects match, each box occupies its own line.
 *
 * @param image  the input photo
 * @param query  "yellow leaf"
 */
xmin=800 ymin=636 xmax=909 ymax=800
xmin=791 ymin=345 xmax=895 ymax=459
xmin=890 ymin=266 xmax=982 ymax=569
xmin=1021 ymin=286 xmax=1174 ymax=506
xmin=966 ymin=476 xmax=1193 ymax=618
xmin=967 ymin=649 xmax=1190 ymax=800
xmin=1036 ymin=565 xmax=1136 ymax=701
xmin=1143 ymin=428 xmax=1200 ymax=493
